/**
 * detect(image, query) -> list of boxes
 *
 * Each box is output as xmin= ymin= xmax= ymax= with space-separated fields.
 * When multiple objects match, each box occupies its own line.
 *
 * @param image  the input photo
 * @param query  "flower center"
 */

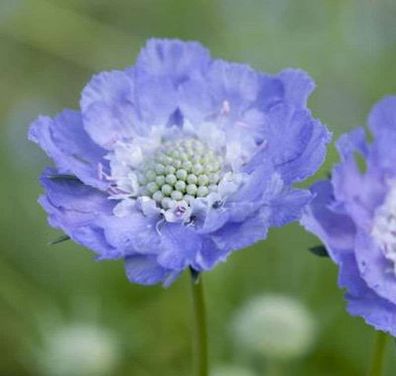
xmin=372 ymin=184 xmax=396 ymax=274
xmin=136 ymin=138 xmax=224 ymax=209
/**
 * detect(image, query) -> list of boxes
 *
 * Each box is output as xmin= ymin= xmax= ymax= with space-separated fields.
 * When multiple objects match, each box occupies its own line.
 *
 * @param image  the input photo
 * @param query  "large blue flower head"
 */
xmin=29 ymin=39 xmax=330 ymax=286
xmin=302 ymin=96 xmax=396 ymax=335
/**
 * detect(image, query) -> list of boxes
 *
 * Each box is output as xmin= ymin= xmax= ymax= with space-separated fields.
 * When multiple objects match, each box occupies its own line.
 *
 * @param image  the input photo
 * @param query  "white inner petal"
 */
xmin=372 ymin=182 xmax=396 ymax=274
xmin=105 ymin=131 xmax=246 ymax=222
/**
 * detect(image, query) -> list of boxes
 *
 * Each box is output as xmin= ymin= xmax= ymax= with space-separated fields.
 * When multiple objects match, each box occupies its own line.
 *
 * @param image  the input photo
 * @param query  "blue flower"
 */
xmin=302 ymin=96 xmax=396 ymax=335
xmin=29 ymin=39 xmax=330 ymax=286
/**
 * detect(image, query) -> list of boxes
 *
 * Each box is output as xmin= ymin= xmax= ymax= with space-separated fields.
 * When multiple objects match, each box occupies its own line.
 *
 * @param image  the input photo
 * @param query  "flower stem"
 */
xmin=190 ymin=268 xmax=208 ymax=376
xmin=367 ymin=331 xmax=387 ymax=376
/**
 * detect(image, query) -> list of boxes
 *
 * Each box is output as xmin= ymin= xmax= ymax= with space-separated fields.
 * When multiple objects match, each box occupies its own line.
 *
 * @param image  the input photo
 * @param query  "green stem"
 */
xmin=190 ymin=269 xmax=208 ymax=376
xmin=367 ymin=331 xmax=387 ymax=376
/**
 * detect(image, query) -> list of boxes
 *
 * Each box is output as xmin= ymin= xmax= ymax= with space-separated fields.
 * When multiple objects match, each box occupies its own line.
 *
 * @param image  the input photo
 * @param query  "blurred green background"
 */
xmin=1 ymin=0 xmax=395 ymax=375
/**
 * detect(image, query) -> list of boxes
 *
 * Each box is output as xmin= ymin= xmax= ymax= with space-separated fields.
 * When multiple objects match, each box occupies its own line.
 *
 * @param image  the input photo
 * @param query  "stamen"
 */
xmin=220 ymin=100 xmax=231 ymax=116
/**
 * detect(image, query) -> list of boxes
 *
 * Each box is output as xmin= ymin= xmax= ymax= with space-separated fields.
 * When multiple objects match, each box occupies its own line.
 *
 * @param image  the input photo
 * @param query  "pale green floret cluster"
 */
xmin=137 ymin=139 xmax=223 ymax=209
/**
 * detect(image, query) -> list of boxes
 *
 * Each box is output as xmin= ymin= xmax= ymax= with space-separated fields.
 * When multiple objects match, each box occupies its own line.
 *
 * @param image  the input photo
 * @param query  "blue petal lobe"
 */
xmin=157 ymin=223 xmax=202 ymax=270
xmin=125 ymin=255 xmax=177 ymax=286
xmin=29 ymin=110 xmax=107 ymax=189
xmin=135 ymin=39 xmax=211 ymax=84
xmin=39 ymin=170 xmax=119 ymax=258
xmin=355 ymin=231 xmax=396 ymax=306
xmin=278 ymin=69 xmax=315 ymax=107
xmin=81 ymin=70 xmax=141 ymax=148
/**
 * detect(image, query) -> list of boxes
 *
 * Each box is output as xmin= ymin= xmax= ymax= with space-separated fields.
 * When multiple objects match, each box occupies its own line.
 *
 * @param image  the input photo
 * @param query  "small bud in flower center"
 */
xmin=137 ymin=139 xmax=224 ymax=209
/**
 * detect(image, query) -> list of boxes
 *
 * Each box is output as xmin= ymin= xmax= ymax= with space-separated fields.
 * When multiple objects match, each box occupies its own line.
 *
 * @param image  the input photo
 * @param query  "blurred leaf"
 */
xmin=49 ymin=234 xmax=70 ymax=245
xmin=48 ymin=174 xmax=80 ymax=181
xmin=309 ymin=245 xmax=329 ymax=258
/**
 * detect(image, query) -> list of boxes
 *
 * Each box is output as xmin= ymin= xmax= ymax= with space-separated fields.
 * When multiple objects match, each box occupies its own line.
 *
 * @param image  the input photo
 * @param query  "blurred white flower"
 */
xmin=211 ymin=365 xmax=256 ymax=376
xmin=36 ymin=323 xmax=120 ymax=376
xmin=231 ymin=294 xmax=316 ymax=360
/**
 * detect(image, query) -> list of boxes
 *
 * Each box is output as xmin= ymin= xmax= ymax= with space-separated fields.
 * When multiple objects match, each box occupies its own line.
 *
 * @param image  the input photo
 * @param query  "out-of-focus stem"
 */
xmin=190 ymin=269 xmax=208 ymax=376
xmin=367 ymin=331 xmax=387 ymax=376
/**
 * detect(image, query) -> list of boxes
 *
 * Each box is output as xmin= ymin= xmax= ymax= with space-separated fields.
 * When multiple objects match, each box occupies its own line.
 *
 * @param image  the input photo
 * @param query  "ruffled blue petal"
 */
xmin=278 ymin=116 xmax=330 ymax=183
xmin=199 ymin=164 xmax=280 ymax=234
xmin=269 ymin=188 xmax=312 ymax=227
xmin=133 ymin=39 xmax=211 ymax=127
xmin=192 ymin=238 xmax=229 ymax=271
xmin=207 ymin=60 xmax=260 ymax=116
xmin=245 ymin=103 xmax=330 ymax=183
xmin=237 ymin=162 xmax=280 ymax=200
xmin=132 ymin=70 xmax=178 ymax=126
xmin=301 ymin=181 xmax=356 ymax=263
xmin=368 ymin=96 xmax=396 ymax=136
xmin=346 ymin=292 xmax=396 ymax=337
xmin=254 ymin=74 xmax=284 ymax=111
xmin=81 ymin=40 xmax=210 ymax=143
xmin=336 ymin=127 xmax=368 ymax=161
xmin=98 ymin=212 xmax=161 ymax=257
xmin=254 ymin=69 xmax=315 ymax=111
xmin=355 ymin=231 xmax=396 ymax=306
xmin=273 ymin=106 xmax=330 ymax=183
xmin=179 ymin=60 xmax=262 ymax=124
xmin=157 ymin=223 xmax=202 ymax=270
xmin=178 ymin=77 xmax=217 ymax=124
xmin=333 ymin=128 xmax=386 ymax=228
xmin=41 ymin=169 xmax=166 ymax=264
xmin=199 ymin=166 xmax=310 ymax=239
xmin=125 ymin=255 xmax=180 ymax=286
xmin=211 ymin=207 xmax=270 ymax=253
xmin=278 ymin=69 xmax=315 ymax=108
xmin=29 ymin=110 xmax=107 ymax=189
xmin=367 ymin=96 xmax=396 ymax=175
xmin=39 ymin=169 xmax=119 ymax=259
xmin=80 ymin=70 xmax=142 ymax=149
xmin=81 ymin=70 xmax=134 ymax=111
xmin=135 ymin=39 xmax=211 ymax=83
xmin=199 ymin=202 xmax=257 ymax=234
xmin=336 ymin=249 xmax=396 ymax=337
xmin=333 ymin=129 xmax=367 ymax=210
xmin=337 ymin=252 xmax=368 ymax=298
